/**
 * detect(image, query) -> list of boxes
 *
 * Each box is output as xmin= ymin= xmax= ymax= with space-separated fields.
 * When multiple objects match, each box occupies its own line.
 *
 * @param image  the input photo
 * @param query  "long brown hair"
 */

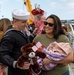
xmin=0 ymin=18 xmax=11 ymax=39
xmin=0 ymin=18 xmax=11 ymax=33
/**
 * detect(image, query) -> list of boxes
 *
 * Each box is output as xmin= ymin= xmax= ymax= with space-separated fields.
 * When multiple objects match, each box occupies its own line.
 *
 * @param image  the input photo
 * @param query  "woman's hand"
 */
xmin=43 ymin=58 xmax=52 ymax=66
xmin=17 ymin=62 xmax=30 ymax=70
xmin=32 ymin=28 xmax=38 ymax=35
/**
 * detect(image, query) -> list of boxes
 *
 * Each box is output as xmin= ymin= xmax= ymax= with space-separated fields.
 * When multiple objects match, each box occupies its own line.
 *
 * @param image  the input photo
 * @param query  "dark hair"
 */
xmin=45 ymin=14 xmax=65 ymax=39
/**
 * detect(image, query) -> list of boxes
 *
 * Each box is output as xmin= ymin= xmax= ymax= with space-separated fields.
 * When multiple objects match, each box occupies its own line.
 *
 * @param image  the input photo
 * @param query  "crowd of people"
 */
xmin=0 ymin=8 xmax=73 ymax=75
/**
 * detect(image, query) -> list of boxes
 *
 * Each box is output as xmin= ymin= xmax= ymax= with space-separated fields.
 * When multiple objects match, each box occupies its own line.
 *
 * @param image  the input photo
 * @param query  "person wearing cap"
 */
xmin=0 ymin=9 xmax=34 ymax=75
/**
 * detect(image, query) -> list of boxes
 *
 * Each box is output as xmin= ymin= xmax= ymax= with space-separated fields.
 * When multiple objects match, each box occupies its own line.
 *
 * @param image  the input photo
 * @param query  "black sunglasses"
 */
xmin=44 ymin=21 xmax=54 ymax=27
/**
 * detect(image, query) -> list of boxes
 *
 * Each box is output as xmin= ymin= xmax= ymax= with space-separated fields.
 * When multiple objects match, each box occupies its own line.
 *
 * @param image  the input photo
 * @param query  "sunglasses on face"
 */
xmin=44 ymin=21 xmax=54 ymax=27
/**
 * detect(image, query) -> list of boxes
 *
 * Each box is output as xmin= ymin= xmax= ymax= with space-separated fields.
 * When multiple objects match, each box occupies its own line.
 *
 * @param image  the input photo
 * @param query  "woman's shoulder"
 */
xmin=57 ymin=34 xmax=70 ymax=43
xmin=33 ymin=34 xmax=46 ymax=42
xmin=35 ymin=34 xmax=46 ymax=38
xmin=58 ymin=34 xmax=67 ymax=38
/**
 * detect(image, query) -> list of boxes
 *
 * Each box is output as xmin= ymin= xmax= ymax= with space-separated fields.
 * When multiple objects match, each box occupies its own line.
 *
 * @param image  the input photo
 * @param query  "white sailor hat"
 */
xmin=12 ymin=9 xmax=30 ymax=20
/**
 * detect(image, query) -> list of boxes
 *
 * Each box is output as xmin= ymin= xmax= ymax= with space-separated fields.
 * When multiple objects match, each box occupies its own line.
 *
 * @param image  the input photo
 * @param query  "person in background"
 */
xmin=23 ymin=23 xmax=37 ymax=42
xmin=62 ymin=26 xmax=74 ymax=62
xmin=33 ymin=14 xmax=73 ymax=75
xmin=0 ymin=18 xmax=11 ymax=75
xmin=62 ymin=26 xmax=73 ymax=43
xmin=0 ymin=9 xmax=32 ymax=75
xmin=62 ymin=26 xmax=73 ymax=46
xmin=0 ymin=18 xmax=11 ymax=40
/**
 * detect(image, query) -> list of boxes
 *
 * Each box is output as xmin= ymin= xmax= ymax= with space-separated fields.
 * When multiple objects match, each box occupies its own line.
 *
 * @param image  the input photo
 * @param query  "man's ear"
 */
xmin=13 ymin=19 xmax=18 ymax=23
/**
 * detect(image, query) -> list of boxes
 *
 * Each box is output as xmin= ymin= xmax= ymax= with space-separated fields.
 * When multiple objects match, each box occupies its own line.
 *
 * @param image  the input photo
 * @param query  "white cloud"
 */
xmin=67 ymin=10 xmax=74 ymax=13
xmin=16 ymin=0 xmax=23 ymax=2
xmin=0 ymin=0 xmax=8 ymax=1
xmin=49 ymin=1 xmax=58 ymax=8
xmin=0 ymin=0 xmax=9 ymax=3
xmin=67 ymin=2 xmax=74 ymax=8
xmin=5 ymin=0 xmax=9 ymax=1
xmin=50 ymin=2 xmax=57 ymax=6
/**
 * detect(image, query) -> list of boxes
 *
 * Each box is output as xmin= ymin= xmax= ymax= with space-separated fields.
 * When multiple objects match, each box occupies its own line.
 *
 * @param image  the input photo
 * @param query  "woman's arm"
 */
xmin=57 ymin=50 xmax=73 ymax=63
xmin=43 ymin=50 xmax=73 ymax=65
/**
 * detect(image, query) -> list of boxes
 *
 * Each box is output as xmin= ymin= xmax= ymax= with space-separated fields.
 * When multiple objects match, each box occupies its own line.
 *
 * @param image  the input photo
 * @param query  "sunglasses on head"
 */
xmin=44 ymin=21 xmax=54 ymax=27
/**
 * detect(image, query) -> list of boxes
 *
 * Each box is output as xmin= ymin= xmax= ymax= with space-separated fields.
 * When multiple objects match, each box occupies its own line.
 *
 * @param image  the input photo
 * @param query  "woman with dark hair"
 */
xmin=33 ymin=14 xmax=73 ymax=75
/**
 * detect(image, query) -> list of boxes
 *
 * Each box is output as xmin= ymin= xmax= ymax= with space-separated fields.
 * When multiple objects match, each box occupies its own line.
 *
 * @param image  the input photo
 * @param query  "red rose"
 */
xmin=31 ymin=8 xmax=44 ymax=15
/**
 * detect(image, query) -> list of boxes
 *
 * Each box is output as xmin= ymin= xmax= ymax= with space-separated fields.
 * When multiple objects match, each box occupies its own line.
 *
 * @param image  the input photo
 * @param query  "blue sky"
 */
xmin=0 ymin=0 xmax=74 ymax=20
